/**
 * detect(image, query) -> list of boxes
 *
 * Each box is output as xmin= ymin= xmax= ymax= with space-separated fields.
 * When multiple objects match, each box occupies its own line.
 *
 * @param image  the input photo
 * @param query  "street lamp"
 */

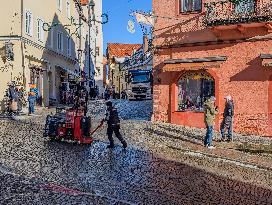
xmin=5 ymin=41 xmax=14 ymax=61
xmin=77 ymin=48 xmax=83 ymax=63
xmin=89 ymin=0 xmax=95 ymax=7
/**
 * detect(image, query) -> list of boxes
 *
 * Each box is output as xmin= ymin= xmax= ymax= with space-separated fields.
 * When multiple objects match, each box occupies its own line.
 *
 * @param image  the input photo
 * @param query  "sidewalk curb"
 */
xmin=167 ymin=145 xmax=272 ymax=172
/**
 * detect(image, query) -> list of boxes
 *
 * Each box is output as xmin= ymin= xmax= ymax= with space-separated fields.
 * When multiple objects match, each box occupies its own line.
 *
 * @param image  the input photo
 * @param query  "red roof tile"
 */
xmin=107 ymin=43 xmax=142 ymax=58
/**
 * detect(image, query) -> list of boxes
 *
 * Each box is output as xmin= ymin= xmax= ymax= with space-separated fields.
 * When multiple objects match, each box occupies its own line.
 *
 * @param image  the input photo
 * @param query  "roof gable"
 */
xmin=107 ymin=43 xmax=142 ymax=58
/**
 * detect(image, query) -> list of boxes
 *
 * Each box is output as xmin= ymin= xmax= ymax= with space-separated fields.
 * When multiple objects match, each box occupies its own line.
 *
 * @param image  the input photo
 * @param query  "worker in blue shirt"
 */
xmin=28 ymin=92 xmax=36 ymax=115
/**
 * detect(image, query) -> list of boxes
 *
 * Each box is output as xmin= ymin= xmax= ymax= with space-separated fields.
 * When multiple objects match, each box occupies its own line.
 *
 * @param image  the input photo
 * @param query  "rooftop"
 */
xmin=107 ymin=43 xmax=142 ymax=58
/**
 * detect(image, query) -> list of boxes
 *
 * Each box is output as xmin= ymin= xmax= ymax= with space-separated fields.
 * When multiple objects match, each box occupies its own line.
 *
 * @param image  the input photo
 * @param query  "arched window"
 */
xmin=177 ymin=70 xmax=215 ymax=112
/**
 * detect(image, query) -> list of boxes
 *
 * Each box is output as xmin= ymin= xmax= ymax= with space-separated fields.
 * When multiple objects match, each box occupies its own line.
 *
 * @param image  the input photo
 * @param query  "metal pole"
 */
xmin=88 ymin=4 xmax=91 ymax=89
xmin=119 ymin=64 xmax=121 ymax=99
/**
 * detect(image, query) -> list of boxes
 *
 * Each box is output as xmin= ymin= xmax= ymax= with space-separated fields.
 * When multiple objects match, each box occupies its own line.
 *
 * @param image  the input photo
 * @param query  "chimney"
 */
xmin=143 ymin=35 xmax=149 ymax=53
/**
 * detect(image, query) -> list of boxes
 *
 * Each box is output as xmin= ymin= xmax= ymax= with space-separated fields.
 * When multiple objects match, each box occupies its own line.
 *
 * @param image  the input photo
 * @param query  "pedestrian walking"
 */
xmin=17 ymin=87 xmax=25 ymax=113
xmin=95 ymin=85 xmax=99 ymax=99
xmin=28 ymin=92 xmax=36 ymax=115
xmin=203 ymin=96 xmax=218 ymax=149
xmin=220 ymin=95 xmax=234 ymax=142
xmin=104 ymin=88 xmax=109 ymax=100
xmin=89 ymin=87 xmax=95 ymax=100
xmin=29 ymin=84 xmax=40 ymax=105
xmin=8 ymin=82 xmax=18 ymax=115
xmin=102 ymin=101 xmax=127 ymax=149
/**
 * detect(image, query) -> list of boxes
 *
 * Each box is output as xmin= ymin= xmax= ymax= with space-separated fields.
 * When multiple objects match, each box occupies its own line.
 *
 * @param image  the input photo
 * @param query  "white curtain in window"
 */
xmin=58 ymin=0 xmax=62 ymax=11
xmin=37 ymin=19 xmax=44 ymax=41
xmin=25 ymin=12 xmax=32 ymax=35
xmin=235 ymin=0 xmax=255 ymax=14
xmin=25 ymin=13 xmax=29 ymax=34
xmin=181 ymin=0 xmax=201 ymax=12
xmin=182 ymin=0 xmax=189 ymax=12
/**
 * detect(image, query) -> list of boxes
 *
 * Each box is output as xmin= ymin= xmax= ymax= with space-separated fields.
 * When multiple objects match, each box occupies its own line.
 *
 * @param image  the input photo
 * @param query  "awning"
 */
xmin=56 ymin=65 xmax=79 ymax=77
xmin=260 ymin=54 xmax=272 ymax=67
xmin=163 ymin=56 xmax=227 ymax=72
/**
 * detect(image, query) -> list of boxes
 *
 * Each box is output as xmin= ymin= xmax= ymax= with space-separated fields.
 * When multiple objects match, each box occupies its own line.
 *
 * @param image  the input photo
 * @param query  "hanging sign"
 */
xmin=127 ymin=20 xmax=135 ymax=34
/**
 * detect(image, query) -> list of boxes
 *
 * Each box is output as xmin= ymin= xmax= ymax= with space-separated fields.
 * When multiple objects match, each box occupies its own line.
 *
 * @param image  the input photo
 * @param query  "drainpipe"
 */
xmin=94 ymin=38 xmax=96 ymax=88
xmin=20 ymin=0 xmax=26 ymax=88
xmin=88 ymin=3 xmax=91 ymax=89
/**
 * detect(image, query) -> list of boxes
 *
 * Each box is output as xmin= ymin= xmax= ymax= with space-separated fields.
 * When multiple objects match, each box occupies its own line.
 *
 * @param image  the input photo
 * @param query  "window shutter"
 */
xmin=29 ymin=14 xmax=32 ymax=35
xmin=25 ymin=12 xmax=29 ymax=34
xmin=41 ymin=20 xmax=44 ymax=41
xmin=38 ymin=20 xmax=40 ymax=39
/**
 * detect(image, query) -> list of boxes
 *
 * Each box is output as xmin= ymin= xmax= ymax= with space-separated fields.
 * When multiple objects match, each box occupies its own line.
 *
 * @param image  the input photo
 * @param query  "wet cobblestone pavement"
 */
xmin=0 ymin=100 xmax=272 ymax=204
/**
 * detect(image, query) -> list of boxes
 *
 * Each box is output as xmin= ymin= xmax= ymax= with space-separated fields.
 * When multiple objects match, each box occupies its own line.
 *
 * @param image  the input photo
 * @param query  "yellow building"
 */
xmin=0 ymin=0 xmax=94 ymax=109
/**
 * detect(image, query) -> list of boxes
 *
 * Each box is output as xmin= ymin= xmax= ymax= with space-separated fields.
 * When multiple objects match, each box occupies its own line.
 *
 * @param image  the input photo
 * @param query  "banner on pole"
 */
xmin=133 ymin=12 xmax=154 ymax=26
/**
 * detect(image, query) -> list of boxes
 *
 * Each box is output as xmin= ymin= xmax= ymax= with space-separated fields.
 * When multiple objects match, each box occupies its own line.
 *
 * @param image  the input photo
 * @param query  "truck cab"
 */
xmin=126 ymin=70 xmax=152 ymax=100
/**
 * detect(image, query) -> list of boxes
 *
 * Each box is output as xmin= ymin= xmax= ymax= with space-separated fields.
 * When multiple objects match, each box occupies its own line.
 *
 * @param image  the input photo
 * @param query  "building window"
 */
xmin=48 ymin=27 xmax=54 ymax=48
xmin=37 ymin=18 xmax=44 ymax=42
xmin=180 ymin=0 xmax=202 ymax=13
xmin=96 ymin=47 xmax=100 ymax=56
xmin=51 ymin=28 xmax=54 ymax=48
xmin=57 ymin=0 xmax=62 ymax=11
xmin=66 ymin=0 xmax=71 ymax=19
xmin=67 ymin=36 xmax=71 ymax=56
xmin=25 ymin=11 xmax=33 ymax=36
xmin=177 ymin=71 xmax=215 ymax=112
xmin=57 ymin=32 xmax=63 ymax=52
xmin=96 ymin=26 xmax=99 ymax=35
xmin=235 ymin=0 xmax=255 ymax=14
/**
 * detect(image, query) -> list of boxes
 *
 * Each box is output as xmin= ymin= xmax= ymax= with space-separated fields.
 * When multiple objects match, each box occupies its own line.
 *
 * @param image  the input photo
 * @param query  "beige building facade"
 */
xmin=111 ymin=57 xmax=127 ymax=97
xmin=0 ymin=0 xmax=102 ymax=110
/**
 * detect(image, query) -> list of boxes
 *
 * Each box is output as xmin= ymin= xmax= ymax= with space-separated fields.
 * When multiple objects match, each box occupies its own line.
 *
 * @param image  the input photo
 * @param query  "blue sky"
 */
xmin=102 ymin=0 xmax=152 ymax=54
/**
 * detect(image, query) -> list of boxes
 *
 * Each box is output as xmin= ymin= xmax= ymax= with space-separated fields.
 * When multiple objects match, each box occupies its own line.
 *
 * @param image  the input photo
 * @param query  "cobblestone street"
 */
xmin=0 ymin=100 xmax=271 ymax=204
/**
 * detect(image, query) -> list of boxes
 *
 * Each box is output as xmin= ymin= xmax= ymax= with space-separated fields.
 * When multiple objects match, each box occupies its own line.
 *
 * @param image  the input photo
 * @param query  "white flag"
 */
xmin=134 ymin=12 xmax=154 ymax=26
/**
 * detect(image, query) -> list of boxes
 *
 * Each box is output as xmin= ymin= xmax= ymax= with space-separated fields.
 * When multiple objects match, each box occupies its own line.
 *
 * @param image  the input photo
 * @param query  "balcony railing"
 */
xmin=204 ymin=0 xmax=272 ymax=27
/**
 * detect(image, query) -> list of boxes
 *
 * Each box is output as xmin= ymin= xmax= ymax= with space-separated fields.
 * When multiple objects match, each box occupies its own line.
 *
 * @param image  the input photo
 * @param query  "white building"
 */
xmin=81 ymin=0 xmax=103 ymax=96
xmin=0 ymin=0 xmax=104 ymax=109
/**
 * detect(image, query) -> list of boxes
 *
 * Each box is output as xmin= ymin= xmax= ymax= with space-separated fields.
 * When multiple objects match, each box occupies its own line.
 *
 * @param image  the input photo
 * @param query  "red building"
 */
xmin=152 ymin=0 xmax=272 ymax=137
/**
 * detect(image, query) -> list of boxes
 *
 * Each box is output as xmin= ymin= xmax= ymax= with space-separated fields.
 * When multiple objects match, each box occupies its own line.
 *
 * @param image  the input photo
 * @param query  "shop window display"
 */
xmin=177 ymin=71 xmax=215 ymax=112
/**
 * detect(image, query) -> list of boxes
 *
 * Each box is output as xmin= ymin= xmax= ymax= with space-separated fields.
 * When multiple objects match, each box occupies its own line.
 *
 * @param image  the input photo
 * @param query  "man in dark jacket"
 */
xmin=220 ymin=95 xmax=234 ymax=142
xmin=8 ymin=83 xmax=18 ymax=115
xmin=103 ymin=101 xmax=127 ymax=149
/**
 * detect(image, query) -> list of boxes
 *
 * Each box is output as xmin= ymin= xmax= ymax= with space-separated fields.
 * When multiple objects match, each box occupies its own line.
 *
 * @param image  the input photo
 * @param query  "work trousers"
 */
xmin=204 ymin=126 xmax=214 ymax=147
xmin=220 ymin=117 xmax=233 ymax=139
xmin=28 ymin=102 xmax=35 ymax=114
xmin=107 ymin=125 xmax=126 ymax=146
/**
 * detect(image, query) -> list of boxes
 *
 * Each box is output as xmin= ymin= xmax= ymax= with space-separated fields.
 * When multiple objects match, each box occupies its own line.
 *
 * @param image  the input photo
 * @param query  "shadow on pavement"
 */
xmin=0 ymin=120 xmax=271 ymax=204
